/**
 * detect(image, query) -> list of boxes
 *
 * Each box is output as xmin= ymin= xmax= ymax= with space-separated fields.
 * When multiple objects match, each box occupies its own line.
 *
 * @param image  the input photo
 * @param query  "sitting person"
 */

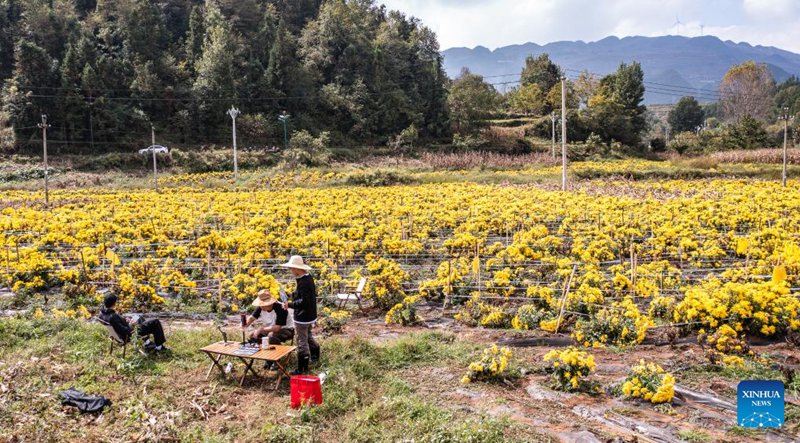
xmin=242 ymin=289 xmax=294 ymax=345
xmin=99 ymin=293 xmax=168 ymax=352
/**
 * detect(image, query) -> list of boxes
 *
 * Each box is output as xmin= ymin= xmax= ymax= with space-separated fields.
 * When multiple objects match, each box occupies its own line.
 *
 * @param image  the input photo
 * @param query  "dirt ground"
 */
xmin=158 ymin=306 xmax=800 ymax=443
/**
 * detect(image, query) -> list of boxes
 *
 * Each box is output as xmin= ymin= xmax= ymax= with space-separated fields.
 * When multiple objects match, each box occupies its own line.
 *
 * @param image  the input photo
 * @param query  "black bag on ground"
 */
xmin=60 ymin=388 xmax=112 ymax=413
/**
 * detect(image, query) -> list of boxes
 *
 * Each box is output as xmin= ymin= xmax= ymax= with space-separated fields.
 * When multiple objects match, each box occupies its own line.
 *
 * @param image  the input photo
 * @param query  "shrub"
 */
xmin=7 ymin=248 xmax=58 ymax=296
xmin=572 ymin=297 xmax=651 ymax=348
xmin=454 ymin=293 xmax=492 ymax=327
xmin=318 ymin=307 xmax=351 ymax=334
xmin=543 ymin=346 xmax=597 ymax=392
xmin=360 ymin=257 xmax=410 ymax=311
xmin=344 ymin=169 xmax=414 ymax=187
xmin=478 ymin=305 xmax=511 ymax=328
xmin=281 ymin=130 xmax=332 ymax=168
xmin=699 ymin=324 xmax=753 ymax=368
xmin=672 ymin=279 xmax=800 ymax=337
xmin=621 ymin=360 xmax=675 ymax=404
xmin=385 ymin=294 xmax=422 ymax=326
xmin=452 ymin=133 xmax=488 ymax=150
xmin=461 ymin=344 xmax=513 ymax=383
xmin=511 ymin=304 xmax=553 ymax=330
xmin=63 ymin=283 xmax=101 ymax=309
xmin=668 ymin=131 xmax=703 ymax=155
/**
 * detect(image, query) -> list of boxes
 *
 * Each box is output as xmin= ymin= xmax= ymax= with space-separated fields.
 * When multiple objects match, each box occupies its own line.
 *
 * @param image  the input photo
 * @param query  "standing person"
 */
xmin=280 ymin=255 xmax=319 ymax=375
xmin=242 ymin=289 xmax=294 ymax=345
xmin=99 ymin=293 xmax=168 ymax=352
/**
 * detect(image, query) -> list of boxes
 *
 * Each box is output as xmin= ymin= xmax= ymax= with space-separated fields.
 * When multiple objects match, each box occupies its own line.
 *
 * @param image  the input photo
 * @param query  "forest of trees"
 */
xmin=449 ymin=54 xmax=650 ymax=152
xmin=0 ymin=0 xmax=796 ymax=158
xmin=0 ymin=0 xmax=449 ymax=154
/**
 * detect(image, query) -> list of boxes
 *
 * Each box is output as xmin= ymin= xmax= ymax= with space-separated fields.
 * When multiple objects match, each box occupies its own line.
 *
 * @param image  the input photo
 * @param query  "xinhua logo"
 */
xmin=737 ymin=380 xmax=784 ymax=428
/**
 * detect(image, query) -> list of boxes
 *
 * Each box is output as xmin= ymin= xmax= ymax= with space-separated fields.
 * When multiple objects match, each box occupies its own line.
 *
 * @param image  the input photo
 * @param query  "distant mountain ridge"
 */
xmin=441 ymin=35 xmax=800 ymax=104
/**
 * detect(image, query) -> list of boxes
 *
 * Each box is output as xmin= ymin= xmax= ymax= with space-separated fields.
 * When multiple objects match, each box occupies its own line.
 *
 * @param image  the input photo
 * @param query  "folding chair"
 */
xmin=97 ymin=318 xmax=129 ymax=358
xmin=336 ymin=277 xmax=367 ymax=312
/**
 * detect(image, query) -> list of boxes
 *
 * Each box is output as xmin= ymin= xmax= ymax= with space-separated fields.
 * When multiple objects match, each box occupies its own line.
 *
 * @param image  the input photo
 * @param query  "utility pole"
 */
xmin=37 ymin=114 xmax=50 ymax=207
xmin=781 ymin=106 xmax=791 ymax=187
xmin=550 ymin=111 xmax=556 ymax=159
xmin=151 ymin=125 xmax=158 ymax=192
xmin=278 ymin=112 xmax=290 ymax=150
xmin=227 ymin=106 xmax=240 ymax=180
xmin=88 ymin=94 xmax=94 ymax=152
xmin=561 ymin=77 xmax=567 ymax=191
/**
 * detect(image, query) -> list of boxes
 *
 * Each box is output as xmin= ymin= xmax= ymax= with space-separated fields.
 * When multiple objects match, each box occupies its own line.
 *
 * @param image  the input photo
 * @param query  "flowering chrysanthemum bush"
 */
xmin=511 ymin=304 xmax=553 ymax=331
xmin=453 ymin=294 xmax=511 ymax=328
xmin=318 ymin=307 xmax=351 ymax=334
xmin=6 ymin=248 xmax=58 ymax=295
xmin=117 ymin=273 xmax=162 ymax=312
xmin=699 ymin=324 xmax=753 ymax=368
xmin=221 ymin=268 xmax=281 ymax=302
xmin=360 ymin=257 xmax=410 ymax=310
xmin=418 ymin=257 xmax=474 ymax=299
xmin=478 ymin=305 xmax=511 ymax=328
xmin=385 ymin=295 xmax=422 ymax=326
xmin=543 ymin=346 xmax=597 ymax=392
xmin=572 ymin=297 xmax=652 ymax=348
xmin=672 ymin=278 xmax=800 ymax=336
xmin=453 ymin=293 xmax=491 ymax=327
xmin=621 ymin=360 xmax=675 ymax=404
xmin=461 ymin=344 xmax=513 ymax=383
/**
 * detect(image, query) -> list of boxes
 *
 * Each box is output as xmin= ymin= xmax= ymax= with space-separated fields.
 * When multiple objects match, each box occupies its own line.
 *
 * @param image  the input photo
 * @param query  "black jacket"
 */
xmin=99 ymin=307 xmax=132 ymax=341
xmin=288 ymin=274 xmax=317 ymax=323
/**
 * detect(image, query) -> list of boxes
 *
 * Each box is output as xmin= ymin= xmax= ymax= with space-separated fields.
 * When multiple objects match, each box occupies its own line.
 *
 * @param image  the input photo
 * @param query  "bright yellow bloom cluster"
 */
xmin=572 ymin=297 xmax=652 ymax=348
xmin=385 ymin=295 xmax=421 ymax=326
xmin=673 ymin=278 xmax=800 ymax=336
xmin=318 ymin=307 xmax=351 ymax=334
xmin=543 ymin=346 xmax=597 ymax=391
xmin=360 ymin=256 xmax=411 ymax=310
xmin=220 ymin=267 xmax=280 ymax=302
xmin=700 ymin=325 xmax=753 ymax=368
xmin=511 ymin=304 xmax=551 ymax=330
xmin=51 ymin=305 xmax=92 ymax=321
xmin=2 ymin=171 xmax=800 ymax=343
xmin=454 ymin=293 xmax=511 ymax=328
xmin=461 ymin=344 xmax=513 ymax=383
xmin=621 ymin=360 xmax=675 ymax=404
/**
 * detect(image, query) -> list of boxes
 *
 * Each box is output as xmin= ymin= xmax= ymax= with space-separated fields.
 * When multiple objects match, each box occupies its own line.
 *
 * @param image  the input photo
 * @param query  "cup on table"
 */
xmin=261 ymin=336 xmax=268 ymax=349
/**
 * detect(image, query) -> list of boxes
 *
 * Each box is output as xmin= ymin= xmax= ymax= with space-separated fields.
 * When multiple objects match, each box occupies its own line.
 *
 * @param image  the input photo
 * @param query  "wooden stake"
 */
xmin=555 ymin=265 xmax=577 ymax=333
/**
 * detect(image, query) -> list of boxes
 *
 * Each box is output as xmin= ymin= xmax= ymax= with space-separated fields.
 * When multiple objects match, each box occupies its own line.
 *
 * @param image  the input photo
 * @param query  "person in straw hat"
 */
xmin=242 ymin=289 xmax=294 ymax=346
xmin=280 ymin=255 xmax=320 ymax=375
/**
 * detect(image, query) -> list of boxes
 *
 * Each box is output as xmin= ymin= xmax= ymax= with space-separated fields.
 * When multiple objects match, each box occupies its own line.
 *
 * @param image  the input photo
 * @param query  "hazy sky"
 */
xmin=379 ymin=0 xmax=800 ymax=53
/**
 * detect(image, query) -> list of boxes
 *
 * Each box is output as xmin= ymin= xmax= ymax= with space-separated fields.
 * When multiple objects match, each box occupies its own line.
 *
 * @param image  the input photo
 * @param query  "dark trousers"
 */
xmin=249 ymin=327 xmax=295 ymax=345
xmin=138 ymin=319 xmax=166 ymax=346
xmin=294 ymin=323 xmax=319 ymax=357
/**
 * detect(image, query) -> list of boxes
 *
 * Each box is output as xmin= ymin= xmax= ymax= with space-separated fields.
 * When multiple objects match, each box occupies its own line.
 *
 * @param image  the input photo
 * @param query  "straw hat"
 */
xmin=280 ymin=255 xmax=312 ymax=271
xmin=252 ymin=289 xmax=277 ymax=307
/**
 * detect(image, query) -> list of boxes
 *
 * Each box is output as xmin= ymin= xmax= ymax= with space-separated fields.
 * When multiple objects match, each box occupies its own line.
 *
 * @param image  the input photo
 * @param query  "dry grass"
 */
xmin=418 ymin=151 xmax=557 ymax=170
xmin=685 ymin=148 xmax=800 ymax=165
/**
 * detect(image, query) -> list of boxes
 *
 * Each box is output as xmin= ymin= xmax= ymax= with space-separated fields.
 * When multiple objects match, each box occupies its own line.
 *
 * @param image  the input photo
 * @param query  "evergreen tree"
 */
xmin=668 ymin=96 xmax=705 ymax=133
xmin=520 ymin=54 xmax=563 ymax=98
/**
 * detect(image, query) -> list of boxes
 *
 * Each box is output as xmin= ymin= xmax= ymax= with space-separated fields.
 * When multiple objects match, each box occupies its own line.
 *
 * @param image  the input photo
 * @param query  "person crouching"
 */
xmin=242 ymin=289 xmax=294 ymax=346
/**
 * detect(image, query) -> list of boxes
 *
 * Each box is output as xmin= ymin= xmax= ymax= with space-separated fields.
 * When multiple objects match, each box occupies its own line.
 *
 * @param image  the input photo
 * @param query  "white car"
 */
xmin=138 ymin=145 xmax=169 ymax=155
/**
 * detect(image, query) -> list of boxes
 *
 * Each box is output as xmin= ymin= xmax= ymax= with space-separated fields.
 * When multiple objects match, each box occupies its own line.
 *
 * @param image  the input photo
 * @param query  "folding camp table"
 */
xmin=200 ymin=342 xmax=296 ymax=389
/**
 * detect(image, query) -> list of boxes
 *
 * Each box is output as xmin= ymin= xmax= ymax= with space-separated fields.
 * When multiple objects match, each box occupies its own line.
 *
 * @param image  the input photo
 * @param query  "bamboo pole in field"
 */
xmin=442 ymin=260 xmax=452 ymax=313
xmin=554 ymin=265 xmax=577 ymax=334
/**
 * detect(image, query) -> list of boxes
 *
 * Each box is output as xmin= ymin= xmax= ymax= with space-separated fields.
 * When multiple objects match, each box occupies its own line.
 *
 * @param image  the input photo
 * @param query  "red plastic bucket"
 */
xmin=290 ymin=375 xmax=323 ymax=408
